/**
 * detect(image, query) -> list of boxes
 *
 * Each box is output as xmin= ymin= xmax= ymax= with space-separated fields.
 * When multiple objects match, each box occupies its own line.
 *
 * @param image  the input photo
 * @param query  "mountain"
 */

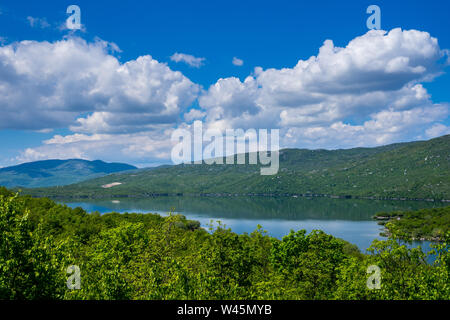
xmin=23 ymin=135 xmax=450 ymax=200
xmin=0 ymin=159 xmax=137 ymax=188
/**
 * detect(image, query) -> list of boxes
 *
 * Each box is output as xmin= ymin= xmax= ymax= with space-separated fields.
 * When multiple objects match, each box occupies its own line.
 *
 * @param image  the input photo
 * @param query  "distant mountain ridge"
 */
xmin=23 ymin=135 xmax=450 ymax=200
xmin=0 ymin=159 xmax=137 ymax=188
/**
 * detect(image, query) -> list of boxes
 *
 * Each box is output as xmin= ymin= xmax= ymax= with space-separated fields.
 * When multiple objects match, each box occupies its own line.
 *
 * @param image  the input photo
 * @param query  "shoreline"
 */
xmin=378 ymin=228 xmax=444 ymax=242
xmin=374 ymin=213 xmax=448 ymax=243
xmin=24 ymin=191 xmax=450 ymax=203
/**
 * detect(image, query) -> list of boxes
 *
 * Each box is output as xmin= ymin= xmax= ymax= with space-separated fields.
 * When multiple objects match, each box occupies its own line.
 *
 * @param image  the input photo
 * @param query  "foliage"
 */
xmin=0 ymin=188 xmax=448 ymax=300
xmin=0 ymin=192 xmax=67 ymax=299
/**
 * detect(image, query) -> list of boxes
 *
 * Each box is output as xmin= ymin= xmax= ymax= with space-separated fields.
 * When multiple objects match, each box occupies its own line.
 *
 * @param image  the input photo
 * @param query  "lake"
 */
xmin=60 ymin=196 xmax=446 ymax=253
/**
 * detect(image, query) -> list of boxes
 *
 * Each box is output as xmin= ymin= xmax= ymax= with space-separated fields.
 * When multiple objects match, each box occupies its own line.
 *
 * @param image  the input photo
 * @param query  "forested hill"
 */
xmin=24 ymin=135 xmax=450 ymax=200
xmin=0 ymin=159 xmax=137 ymax=188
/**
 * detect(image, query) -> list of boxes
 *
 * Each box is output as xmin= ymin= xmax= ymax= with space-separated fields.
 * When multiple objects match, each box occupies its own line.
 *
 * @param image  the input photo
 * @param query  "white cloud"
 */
xmin=199 ymin=76 xmax=260 ymax=121
xmin=198 ymin=28 xmax=449 ymax=148
xmin=232 ymin=57 xmax=244 ymax=66
xmin=282 ymin=105 xmax=449 ymax=149
xmin=170 ymin=52 xmax=205 ymax=68
xmin=27 ymin=16 xmax=50 ymax=29
xmin=35 ymin=128 xmax=54 ymax=133
xmin=7 ymin=28 xmax=450 ymax=166
xmin=425 ymin=123 xmax=450 ymax=138
xmin=70 ymin=112 xmax=175 ymax=134
xmin=0 ymin=37 xmax=199 ymax=131
xmin=184 ymin=109 xmax=206 ymax=122
xmin=17 ymin=131 xmax=175 ymax=167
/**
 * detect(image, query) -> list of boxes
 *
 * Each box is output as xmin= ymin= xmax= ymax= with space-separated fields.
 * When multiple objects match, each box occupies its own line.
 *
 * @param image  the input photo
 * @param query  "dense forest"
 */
xmin=23 ymin=135 xmax=450 ymax=201
xmin=1 ymin=187 xmax=448 ymax=300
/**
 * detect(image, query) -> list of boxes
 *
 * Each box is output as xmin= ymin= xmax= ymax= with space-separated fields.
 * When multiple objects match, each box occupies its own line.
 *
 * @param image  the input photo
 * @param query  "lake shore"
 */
xmin=374 ymin=206 xmax=449 ymax=242
xmin=29 ymin=190 xmax=450 ymax=203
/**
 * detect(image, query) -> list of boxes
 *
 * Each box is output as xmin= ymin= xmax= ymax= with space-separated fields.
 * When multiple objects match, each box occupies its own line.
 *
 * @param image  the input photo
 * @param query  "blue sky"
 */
xmin=0 ymin=0 xmax=449 ymax=167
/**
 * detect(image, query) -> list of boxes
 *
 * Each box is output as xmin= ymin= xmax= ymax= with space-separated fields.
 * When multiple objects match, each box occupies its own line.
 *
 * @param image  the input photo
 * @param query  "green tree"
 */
xmin=0 ymin=194 xmax=66 ymax=299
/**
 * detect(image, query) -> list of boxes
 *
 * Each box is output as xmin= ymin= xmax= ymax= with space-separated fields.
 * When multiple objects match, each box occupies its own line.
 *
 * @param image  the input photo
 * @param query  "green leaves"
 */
xmin=269 ymin=230 xmax=346 ymax=299
xmin=0 ymin=194 xmax=67 ymax=299
xmin=0 ymin=189 xmax=448 ymax=300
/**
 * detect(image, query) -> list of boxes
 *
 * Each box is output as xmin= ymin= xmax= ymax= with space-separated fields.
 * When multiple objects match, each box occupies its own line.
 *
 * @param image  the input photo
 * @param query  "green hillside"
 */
xmin=0 ymin=159 xmax=137 ymax=188
xmin=23 ymin=135 xmax=450 ymax=200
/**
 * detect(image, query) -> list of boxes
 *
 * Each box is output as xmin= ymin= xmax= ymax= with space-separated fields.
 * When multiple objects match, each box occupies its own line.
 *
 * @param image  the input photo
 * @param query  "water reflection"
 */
xmin=60 ymin=196 xmax=445 ymax=253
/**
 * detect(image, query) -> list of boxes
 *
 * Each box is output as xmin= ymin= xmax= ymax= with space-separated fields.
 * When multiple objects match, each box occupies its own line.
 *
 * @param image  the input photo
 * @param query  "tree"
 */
xmin=0 ymin=194 xmax=66 ymax=299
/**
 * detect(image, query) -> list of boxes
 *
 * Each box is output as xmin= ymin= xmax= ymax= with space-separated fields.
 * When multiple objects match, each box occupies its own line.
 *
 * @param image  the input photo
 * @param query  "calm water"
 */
xmin=61 ymin=196 xmax=446 ymax=253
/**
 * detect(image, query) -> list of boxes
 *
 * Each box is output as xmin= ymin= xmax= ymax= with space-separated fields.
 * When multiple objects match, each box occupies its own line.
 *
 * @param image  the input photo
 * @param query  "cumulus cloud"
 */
xmin=170 ymin=52 xmax=205 ymax=68
xmin=16 ymin=131 xmax=175 ymax=168
xmin=199 ymin=77 xmax=261 ymax=121
xmin=281 ymin=105 xmax=449 ymax=148
xmin=183 ymin=109 xmax=206 ymax=122
xmin=7 ymin=28 xmax=450 ymax=166
xmin=0 ymin=37 xmax=199 ymax=131
xmin=198 ymin=28 xmax=449 ymax=148
xmin=232 ymin=57 xmax=244 ymax=66
xmin=70 ymin=112 xmax=175 ymax=134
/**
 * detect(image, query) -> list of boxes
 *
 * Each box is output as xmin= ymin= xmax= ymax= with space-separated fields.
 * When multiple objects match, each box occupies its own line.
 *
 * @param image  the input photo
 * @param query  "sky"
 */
xmin=0 ymin=0 xmax=449 ymax=168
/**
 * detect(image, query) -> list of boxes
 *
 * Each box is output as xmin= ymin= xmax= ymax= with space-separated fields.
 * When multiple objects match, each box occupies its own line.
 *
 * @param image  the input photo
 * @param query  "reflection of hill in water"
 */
xmin=63 ymin=196 xmax=446 ymax=221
